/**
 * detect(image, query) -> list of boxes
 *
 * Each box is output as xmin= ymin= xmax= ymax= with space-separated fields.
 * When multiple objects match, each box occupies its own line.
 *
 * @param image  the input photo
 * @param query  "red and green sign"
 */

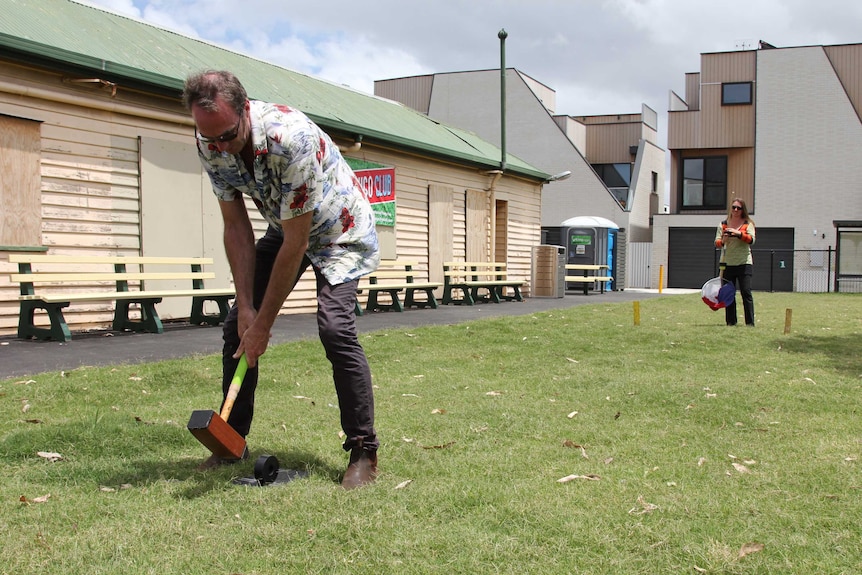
xmin=355 ymin=167 xmax=396 ymax=227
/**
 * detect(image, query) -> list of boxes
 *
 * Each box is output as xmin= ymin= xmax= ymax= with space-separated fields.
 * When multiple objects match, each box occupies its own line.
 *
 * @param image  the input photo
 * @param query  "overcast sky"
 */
xmin=81 ymin=0 xmax=862 ymax=135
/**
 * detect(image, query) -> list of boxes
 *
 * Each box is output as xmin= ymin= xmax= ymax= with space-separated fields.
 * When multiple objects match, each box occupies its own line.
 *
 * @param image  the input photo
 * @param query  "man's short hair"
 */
xmin=182 ymin=70 xmax=247 ymax=115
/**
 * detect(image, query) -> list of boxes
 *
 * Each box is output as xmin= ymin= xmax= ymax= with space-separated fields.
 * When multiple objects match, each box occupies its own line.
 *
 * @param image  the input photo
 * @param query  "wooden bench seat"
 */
xmin=442 ymin=261 xmax=524 ymax=306
xmin=564 ymin=264 xmax=613 ymax=295
xmin=356 ymin=259 xmax=442 ymax=315
xmin=9 ymin=254 xmax=234 ymax=341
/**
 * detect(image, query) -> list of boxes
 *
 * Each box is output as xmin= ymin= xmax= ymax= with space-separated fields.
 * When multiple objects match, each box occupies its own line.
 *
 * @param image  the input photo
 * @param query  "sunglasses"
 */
xmin=731 ymin=205 xmax=743 ymax=210
xmin=196 ymin=116 xmax=242 ymax=144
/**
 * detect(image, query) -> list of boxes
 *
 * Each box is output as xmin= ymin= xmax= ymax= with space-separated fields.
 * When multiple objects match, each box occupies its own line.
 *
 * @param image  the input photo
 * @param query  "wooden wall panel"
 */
xmin=585 ymin=122 xmax=641 ymax=164
xmin=466 ymin=189 xmax=489 ymax=262
xmin=0 ymin=116 xmax=41 ymax=247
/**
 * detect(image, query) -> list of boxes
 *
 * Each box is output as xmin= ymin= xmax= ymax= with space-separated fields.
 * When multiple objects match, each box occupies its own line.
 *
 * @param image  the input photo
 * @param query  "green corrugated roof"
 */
xmin=0 ymin=0 xmax=548 ymax=180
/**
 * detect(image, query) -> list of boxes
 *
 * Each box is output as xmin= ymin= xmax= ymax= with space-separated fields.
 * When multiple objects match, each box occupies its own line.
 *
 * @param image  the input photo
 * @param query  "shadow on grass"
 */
xmin=1 ymin=417 xmax=343 ymax=498
xmin=774 ymin=333 xmax=862 ymax=376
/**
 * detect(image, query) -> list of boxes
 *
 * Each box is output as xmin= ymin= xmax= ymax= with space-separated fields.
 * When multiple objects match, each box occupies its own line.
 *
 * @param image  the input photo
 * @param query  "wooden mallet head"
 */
xmin=187 ymin=354 xmax=248 ymax=460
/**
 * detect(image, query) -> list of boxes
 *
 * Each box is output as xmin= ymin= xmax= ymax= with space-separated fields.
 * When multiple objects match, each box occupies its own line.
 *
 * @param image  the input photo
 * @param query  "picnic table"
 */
xmin=564 ymin=264 xmax=613 ymax=295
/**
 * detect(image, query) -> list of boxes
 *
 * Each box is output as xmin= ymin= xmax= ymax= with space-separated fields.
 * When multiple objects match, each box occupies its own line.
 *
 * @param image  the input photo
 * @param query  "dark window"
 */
xmin=592 ymin=163 xmax=631 ymax=188
xmin=722 ymin=82 xmax=752 ymax=105
xmin=681 ymin=156 xmax=727 ymax=209
xmin=592 ymin=163 xmax=632 ymax=209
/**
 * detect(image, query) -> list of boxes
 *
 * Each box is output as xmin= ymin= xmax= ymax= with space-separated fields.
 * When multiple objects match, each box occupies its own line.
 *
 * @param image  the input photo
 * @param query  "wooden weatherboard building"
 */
xmin=0 ymin=0 xmax=549 ymax=336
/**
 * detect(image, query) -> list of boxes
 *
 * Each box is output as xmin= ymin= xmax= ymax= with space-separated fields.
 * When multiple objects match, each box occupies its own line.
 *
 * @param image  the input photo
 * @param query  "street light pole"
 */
xmin=498 ymin=28 xmax=507 ymax=173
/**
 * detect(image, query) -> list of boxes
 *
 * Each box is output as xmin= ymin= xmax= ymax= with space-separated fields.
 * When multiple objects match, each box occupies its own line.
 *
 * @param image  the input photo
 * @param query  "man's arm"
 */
xmin=236 ymin=211 xmax=313 ymax=366
xmin=219 ymin=197 xmax=256 ymax=343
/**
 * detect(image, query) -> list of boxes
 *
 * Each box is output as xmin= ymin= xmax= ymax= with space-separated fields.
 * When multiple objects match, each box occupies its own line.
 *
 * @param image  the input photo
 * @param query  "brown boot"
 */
xmin=341 ymin=448 xmax=378 ymax=490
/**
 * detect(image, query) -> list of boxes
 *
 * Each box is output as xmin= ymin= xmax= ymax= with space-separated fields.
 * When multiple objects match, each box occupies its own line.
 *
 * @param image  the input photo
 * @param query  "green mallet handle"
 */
xmin=219 ymin=354 xmax=248 ymax=422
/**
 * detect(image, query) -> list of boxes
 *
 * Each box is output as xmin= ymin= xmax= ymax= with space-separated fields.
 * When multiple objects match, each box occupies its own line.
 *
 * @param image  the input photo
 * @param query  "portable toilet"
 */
xmin=543 ymin=216 xmax=621 ymax=292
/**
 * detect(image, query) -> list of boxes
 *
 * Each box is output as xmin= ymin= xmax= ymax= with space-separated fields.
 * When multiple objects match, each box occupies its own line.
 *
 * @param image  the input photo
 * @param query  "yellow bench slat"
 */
xmin=11 ymin=272 xmax=215 ymax=283
xmin=20 ymin=288 xmax=235 ymax=303
xmin=444 ymin=262 xmax=507 ymax=269
xmin=365 ymin=282 xmax=442 ymax=289
xmin=376 ymin=260 xmax=419 ymax=268
xmin=564 ymin=276 xmax=613 ymax=282
xmin=9 ymin=254 xmax=214 ymax=265
xmin=368 ymin=271 xmax=420 ymax=279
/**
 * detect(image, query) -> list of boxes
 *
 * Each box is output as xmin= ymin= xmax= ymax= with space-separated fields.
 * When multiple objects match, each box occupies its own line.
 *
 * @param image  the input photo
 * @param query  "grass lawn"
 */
xmin=1 ymin=291 xmax=860 ymax=574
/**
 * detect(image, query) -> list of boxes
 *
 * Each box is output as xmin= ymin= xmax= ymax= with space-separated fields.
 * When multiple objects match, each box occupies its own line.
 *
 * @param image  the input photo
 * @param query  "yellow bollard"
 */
xmin=633 ymin=301 xmax=640 ymax=326
xmin=784 ymin=308 xmax=792 ymax=334
xmin=658 ymin=265 xmax=664 ymax=294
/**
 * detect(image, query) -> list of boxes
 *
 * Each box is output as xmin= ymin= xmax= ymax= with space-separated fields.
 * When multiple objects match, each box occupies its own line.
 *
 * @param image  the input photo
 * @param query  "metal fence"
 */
xmin=743 ymin=248 xmax=859 ymax=293
xmin=708 ymin=247 xmax=861 ymax=293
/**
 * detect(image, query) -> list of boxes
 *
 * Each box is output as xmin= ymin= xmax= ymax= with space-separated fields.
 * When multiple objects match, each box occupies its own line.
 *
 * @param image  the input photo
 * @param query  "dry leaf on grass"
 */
xmin=37 ymin=451 xmax=63 ymax=462
xmin=628 ymin=495 xmax=659 ymax=514
xmin=567 ymin=410 xmax=578 ymax=418
xmin=419 ymin=441 xmax=456 ymax=450
xmin=394 ymin=480 xmax=413 ymax=490
xmin=562 ymin=441 xmax=589 ymax=458
xmin=738 ymin=542 xmax=765 ymax=558
xmin=485 ymin=391 xmax=503 ymax=396
xmin=732 ymin=462 xmax=750 ymax=474
xmin=19 ymin=494 xmax=51 ymax=505
xmin=430 ymin=408 xmax=446 ymax=414
xmin=557 ymin=474 xmax=600 ymax=483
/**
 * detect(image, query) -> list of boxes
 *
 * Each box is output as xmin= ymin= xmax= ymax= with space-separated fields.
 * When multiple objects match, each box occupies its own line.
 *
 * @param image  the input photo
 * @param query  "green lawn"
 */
xmin=1 ymin=291 xmax=860 ymax=574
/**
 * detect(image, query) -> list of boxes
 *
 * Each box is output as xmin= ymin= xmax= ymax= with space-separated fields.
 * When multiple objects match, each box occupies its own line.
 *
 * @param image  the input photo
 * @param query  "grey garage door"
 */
xmin=668 ymin=227 xmax=794 ymax=291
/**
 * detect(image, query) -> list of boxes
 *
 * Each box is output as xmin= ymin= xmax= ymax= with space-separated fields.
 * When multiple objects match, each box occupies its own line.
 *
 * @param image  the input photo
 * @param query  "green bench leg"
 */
xmin=456 ymin=287 xmax=475 ymax=305
xmin=471 ymin=286 xmax=499 ymax=304
xmin=405 ymin=288 xmax=438 ymax=309
xmin=443 ymin=285 xmax=473 ymax=305
xmin=365 ymin=289 xmax=382 ymax=312
xmin=18 ymin=300 xmax=72 ymax=341
xmin=113 ymin=299 xmax=163 ymax=334
xmin=366 ymin=289 xmax=404 ymax=313
xmin=442 ymin=286 xmax=453 ymax=305
xmin=190 ymin=295 xmax=231 ymax=326
xmin=498 ymin=285 xmax=523 ymax=302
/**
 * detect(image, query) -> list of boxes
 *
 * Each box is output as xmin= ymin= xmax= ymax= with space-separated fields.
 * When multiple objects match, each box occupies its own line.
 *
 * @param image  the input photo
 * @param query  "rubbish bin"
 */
xmin=532 ymin=245 xmax=566 ymax=298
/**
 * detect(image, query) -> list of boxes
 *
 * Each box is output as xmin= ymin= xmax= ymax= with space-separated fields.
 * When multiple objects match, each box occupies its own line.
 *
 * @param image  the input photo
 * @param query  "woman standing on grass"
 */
xmin=715 ymin=198 xmax=756 ymax=326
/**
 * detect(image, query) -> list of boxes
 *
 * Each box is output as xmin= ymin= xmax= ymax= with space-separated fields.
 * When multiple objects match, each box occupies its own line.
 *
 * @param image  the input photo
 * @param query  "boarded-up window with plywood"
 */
xmin=466 ymin=189 xmax=489 ymax=262
xmin=428 ymin=184 xmax=454 ymax=284
xmin=0 ymin=115 xmax=41 ymax=247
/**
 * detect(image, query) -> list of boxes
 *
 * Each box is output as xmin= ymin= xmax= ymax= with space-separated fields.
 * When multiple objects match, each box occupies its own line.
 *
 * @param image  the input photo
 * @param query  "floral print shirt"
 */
xmin=197 ymin=100 xmax=379 ymax=285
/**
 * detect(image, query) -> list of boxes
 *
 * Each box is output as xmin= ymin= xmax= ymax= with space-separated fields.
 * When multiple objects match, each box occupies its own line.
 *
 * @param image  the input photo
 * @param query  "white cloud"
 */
xmin=80 ymin=0 xmax=862 ymax=119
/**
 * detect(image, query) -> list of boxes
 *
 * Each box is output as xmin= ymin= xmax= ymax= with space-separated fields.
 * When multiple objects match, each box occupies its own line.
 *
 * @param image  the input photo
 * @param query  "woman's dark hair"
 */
xmin=182 ymin=70 xmax=247 ymax=115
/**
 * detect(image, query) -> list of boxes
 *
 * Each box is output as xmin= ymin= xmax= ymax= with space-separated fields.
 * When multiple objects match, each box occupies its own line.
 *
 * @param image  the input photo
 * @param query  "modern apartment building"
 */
xmin=375 ymin=70 xmax=665 ymax=289
xmin=655 ymin=41 xmax=862 ymax=291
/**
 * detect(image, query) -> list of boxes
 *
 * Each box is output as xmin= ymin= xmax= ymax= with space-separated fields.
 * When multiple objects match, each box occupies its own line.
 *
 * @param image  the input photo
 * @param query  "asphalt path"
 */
xmin=0 ymin=289 xmax=680 ymax=379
